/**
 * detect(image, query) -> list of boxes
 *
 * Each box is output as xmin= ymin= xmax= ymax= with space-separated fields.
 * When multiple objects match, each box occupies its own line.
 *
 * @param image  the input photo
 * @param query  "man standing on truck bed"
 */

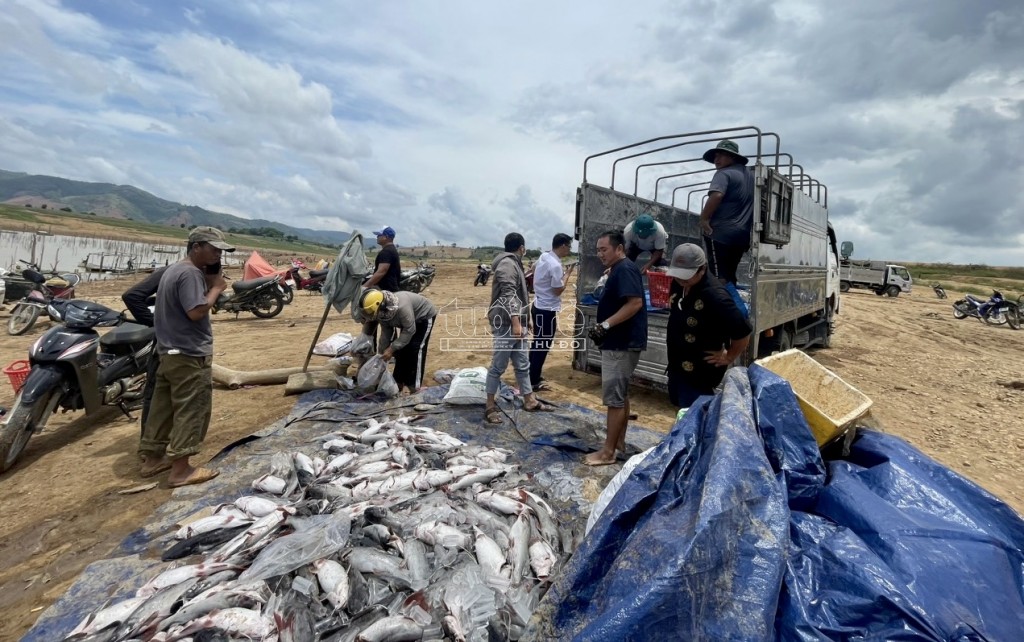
xmin=584 ymin=230 xmax=648 ymax=466
xmin=664 ymin=243 xmax=751 ymax=408
xmin=699 ymin=140 xmax=754 ymax=285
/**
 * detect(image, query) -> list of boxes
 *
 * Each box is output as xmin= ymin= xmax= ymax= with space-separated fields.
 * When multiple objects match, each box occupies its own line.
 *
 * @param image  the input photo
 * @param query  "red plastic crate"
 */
xmin=4 ymin=360 xmax=31 ymax=394
xmin=648 ymin=271 xmax=673 ymax=309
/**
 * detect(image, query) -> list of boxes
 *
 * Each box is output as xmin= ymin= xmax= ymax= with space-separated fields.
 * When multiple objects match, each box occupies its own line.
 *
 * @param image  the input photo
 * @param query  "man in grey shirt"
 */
xmin=138 ymin=226 xmax=232 ymax=487
xmin=699 ymin=139 xmax=754 ymax=284
xmin=357 ymin=288 xmax=437 ymax=394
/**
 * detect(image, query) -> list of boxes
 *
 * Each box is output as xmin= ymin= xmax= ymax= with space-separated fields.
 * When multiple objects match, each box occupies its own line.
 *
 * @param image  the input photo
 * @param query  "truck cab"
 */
xmin=572 ymin=127 xmax=837 ymax=388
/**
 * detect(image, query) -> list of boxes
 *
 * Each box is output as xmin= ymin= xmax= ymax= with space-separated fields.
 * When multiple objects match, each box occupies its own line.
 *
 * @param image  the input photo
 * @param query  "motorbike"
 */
xmin=0 ymin=300 xmax=155 ymax=472
xmin=952 ymin=290 xmax=1020 ymax=330
xmin=7 ymin=268 xmax=81 ymax=335
xmin=399 ymin=263 xmax=435 ymax=293
xmin=288 ymin=265 xmax=329 ymax=294
xmin=212 ymin=275 xmax=285 ymax=318
xmin=474 ymin=265 xmax=492 ymax=286
xmin=932 ymin=283 xmax=947 ymax=299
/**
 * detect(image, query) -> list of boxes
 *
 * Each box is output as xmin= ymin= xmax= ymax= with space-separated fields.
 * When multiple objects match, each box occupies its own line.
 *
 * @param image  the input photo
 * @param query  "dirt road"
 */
xmin=0 ymin=262 xmax=1021 ymax=640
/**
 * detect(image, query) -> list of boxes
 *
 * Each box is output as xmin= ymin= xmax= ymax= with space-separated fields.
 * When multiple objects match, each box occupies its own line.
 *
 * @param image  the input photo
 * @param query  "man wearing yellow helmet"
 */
xmin=358 ymin=288 xmax=437 ymax=394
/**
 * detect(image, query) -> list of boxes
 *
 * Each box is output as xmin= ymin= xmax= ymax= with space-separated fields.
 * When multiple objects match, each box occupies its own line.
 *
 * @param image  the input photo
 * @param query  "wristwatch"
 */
xmin=600 ymin=321 xmax=611 ymax=331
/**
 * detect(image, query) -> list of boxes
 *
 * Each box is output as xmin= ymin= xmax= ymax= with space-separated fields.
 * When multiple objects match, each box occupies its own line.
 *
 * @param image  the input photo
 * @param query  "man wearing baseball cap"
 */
xmin=699 ymin=139 xmax=754 ymax=285
xmin=623 ymin=214 xmax=668 ymax=274
xmin=366 ymin=226 xmax=401 ymax=293
xmin=138 ymin=226 xmax=233 ymax=487
xmin=664 ymin=243 xmax=751 ymax=408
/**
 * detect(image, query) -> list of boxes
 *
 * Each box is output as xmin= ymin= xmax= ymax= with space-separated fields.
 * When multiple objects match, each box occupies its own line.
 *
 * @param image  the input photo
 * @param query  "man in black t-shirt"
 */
xmin=665 ymin=243 xmax=751 ymax=408
xmin=584 ymin=230 xmax=648 ymax=466
xmin=366 ymin=226 xmax=401 ymax=292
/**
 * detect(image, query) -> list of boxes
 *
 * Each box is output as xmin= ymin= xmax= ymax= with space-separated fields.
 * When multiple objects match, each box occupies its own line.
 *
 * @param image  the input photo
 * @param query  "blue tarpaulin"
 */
xmin=529 ymin=365 xmax=1024 ymax=641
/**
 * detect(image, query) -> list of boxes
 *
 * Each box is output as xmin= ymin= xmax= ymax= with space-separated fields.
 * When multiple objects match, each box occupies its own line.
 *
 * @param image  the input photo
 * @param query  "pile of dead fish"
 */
xmin=66 ymin=416 xmax=574 ymax=641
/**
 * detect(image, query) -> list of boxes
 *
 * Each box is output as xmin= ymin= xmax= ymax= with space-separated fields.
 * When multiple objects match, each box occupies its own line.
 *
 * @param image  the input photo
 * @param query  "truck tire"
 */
xmin=839 ymin=281 xmax=850 ymax=293
xmin=874 ymin=288 xmax=885 ymax=296
xmin=885 ymin=285 xmax=901 ymax=298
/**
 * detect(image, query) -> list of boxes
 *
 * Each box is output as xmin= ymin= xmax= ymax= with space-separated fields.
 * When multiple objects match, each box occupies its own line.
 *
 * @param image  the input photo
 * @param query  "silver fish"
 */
xmin=136 ymin=561 xmax=235 ymax=598
xmin=355 ymin=615 xmax=423 ymax=642
xmin=65 ymin=596 xmax=149 ymax=640
xmin=252 ymin=474 xmax=287 ymax=495
xmin=507 ymin=513 xmax=531 ymax=584
xmin=529 ymin=538 xmax=558 ymax=580
xmin=312 ymin=558 xmax=350 ymax=610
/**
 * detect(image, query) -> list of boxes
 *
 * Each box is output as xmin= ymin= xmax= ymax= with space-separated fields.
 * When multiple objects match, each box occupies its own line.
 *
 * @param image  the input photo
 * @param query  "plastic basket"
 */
xmin=4 ymin=360 xmax=31 ymax=394
xmin=647 ymin=271 xmax=673 ymax=308
xmin=755 ymin=349 xmax=872 ymax=446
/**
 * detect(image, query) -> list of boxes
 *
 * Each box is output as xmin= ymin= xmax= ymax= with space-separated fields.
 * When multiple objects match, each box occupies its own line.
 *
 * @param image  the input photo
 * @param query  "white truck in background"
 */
xmin=839 ymin=259 xmax=913 ymax=297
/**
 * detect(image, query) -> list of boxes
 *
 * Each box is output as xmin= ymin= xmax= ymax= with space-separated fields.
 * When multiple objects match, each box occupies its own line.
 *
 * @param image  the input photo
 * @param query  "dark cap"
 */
xmin=665 ymin=243 xmax=706 ymax=280
xmin=188 ymin=226 xmax=235 ymax=251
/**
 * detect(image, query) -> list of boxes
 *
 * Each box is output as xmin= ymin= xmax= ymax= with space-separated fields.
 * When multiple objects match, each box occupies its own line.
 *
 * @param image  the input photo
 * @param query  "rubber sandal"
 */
xmin=167 ymin=467 xmax=220 ymax=488
xmin=524 ymin=402 xmax=555 ymax=412
xmin=484 ymin=407 xmax=504 ymax=424
xmin=139 ymin=459 xmax=171 ymax=478
xmin=533 ymin=382 xmax=553 ymax=392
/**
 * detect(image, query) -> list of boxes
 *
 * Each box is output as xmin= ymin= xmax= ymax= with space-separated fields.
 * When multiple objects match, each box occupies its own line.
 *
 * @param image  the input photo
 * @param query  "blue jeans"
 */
xmin=487 ymin=324 xmax=533 ymax=395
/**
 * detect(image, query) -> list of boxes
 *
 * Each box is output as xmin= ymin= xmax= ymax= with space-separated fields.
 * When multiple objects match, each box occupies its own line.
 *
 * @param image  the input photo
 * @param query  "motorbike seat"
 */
xmin=101 ymin=322 xmax=155 ymax=347
xmin=308 ymin=269 xmax=329 ymax=278
xmin=965 ymin=294 xmax=984 ymax=303
xmin=232 ymin=276 xmax=278 ymax=292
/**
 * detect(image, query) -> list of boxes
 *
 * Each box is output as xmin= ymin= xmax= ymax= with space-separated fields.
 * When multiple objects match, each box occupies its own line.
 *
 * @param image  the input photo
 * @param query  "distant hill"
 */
xmin=0 ymin=169 xmax=353 ymax=245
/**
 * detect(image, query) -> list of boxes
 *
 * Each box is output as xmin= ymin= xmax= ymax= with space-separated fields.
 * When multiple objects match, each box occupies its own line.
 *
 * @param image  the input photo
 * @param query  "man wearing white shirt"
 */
xmin=529 ymin=233 xmax=575 ymax=390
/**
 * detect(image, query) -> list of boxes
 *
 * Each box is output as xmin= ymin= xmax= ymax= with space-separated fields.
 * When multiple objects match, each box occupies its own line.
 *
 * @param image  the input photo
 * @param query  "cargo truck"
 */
xmin=572 ymin=126 xmax=841 ymax=388
xmin=838 ymin=259 xmax=912 ymax=297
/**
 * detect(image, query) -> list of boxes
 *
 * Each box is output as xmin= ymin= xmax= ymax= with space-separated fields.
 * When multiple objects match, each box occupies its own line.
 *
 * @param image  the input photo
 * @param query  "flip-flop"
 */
xmin=484 ymin=407 xmax=504 ymax=424
xmin=139 ymin=460 xmax=171 ymax=478
xmin=533 ymin=382 xmax=553 ymax=392
xmin=167 ymin=467 xmax=220 ymax=489
xmin=524 ymin=402 xmax=555 ymax=413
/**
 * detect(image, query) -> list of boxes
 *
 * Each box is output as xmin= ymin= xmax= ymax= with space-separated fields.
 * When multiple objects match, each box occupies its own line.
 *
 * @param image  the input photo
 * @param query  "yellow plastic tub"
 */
xmin=755 ymin=349 xmax=873 ymax=446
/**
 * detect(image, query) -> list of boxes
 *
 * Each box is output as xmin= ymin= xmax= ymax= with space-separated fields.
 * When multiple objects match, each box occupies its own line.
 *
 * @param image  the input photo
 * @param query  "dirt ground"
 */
xmin=1 ymin=262 xmax=1022 ymax=640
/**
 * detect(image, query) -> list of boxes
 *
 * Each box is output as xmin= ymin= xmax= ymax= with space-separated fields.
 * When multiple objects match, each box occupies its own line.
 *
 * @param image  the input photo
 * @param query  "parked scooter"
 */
xmin=288 ymin=264 xmax=329 ymax=294
xmin=0 ymin=300 xmax=155 ymax=472
xmin=932 ymin=283 xmax=947 ymax=299
xmin=7 ymin=268 xmax=81 ymax=335
xmin=399 ymin=263 xmax=435 ymax=293
xmin=213 ymin=275 xmax=285 ymax=318
xmin=952 ymin=290 xmax=1020 ymax=330
xmin=474 ymin=264 xmax=491 ymax=286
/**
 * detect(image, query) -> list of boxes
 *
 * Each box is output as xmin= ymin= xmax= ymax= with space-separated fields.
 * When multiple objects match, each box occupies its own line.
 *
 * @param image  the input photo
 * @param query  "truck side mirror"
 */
xmin=840 ymin=241 xmax=854 ymax=259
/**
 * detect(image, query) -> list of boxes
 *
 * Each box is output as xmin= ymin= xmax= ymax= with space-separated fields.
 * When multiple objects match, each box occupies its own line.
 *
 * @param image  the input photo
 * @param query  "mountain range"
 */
xmin=0 ymin=169 xmax=352 ymax=245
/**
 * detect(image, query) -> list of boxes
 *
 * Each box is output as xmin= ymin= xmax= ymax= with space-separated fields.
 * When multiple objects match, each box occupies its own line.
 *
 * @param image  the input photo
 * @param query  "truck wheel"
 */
xmin=885 ymin=285 xmax=901 ymax=298
xmin=779 ymin=327 xmax=794 ymax=352
xmin=874 ymin=289 xmax=885 ymax=296
xmin=839 ymin=281 xmax=850 ymax=293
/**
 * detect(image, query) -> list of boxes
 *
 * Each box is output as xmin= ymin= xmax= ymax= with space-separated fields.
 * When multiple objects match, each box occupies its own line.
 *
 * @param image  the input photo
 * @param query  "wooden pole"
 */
xmin=303 ymin=301 xmax=333 ymax=372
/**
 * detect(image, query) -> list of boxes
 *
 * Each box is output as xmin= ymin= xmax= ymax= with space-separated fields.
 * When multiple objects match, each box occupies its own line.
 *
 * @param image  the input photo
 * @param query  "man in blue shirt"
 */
xmin=699 ymin=139 xmax=754 ymax=285
xmin=585 ymin=230 xmax=648 ymax=466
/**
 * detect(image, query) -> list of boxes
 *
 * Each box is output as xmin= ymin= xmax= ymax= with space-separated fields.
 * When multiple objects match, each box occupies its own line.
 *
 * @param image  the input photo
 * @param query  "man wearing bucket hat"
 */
xmin=623 ymin=213 xmax=668 ymax=274
xmin=365 ymin=225 xmax=401 ymax=293
xmin=699 ymin=139 xmax=754 ymax=285
xmin=664 ymin=243 xmax=751 ymax=408
xmin=138 ymin=226 xmax=234 ymax=488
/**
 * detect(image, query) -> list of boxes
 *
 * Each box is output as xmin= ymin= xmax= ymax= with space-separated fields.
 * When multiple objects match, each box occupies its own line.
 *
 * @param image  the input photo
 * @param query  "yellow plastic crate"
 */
xmin=755 ymin=349 xmax=873 ymax=446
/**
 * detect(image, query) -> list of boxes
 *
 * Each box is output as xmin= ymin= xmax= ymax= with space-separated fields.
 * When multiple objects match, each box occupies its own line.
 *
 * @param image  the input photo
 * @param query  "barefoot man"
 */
xmin=138 ymin=227 xmax=232 ymax=487
xmin=585 ymin=230 xmax=648 ymax=466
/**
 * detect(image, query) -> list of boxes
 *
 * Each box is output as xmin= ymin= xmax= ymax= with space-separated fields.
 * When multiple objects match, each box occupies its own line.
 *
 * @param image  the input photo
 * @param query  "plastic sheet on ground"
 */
xmin=23 ymin=385 xmax=663 ymax=642
xmin=529 ymin=365 xmax=1024 ymax=641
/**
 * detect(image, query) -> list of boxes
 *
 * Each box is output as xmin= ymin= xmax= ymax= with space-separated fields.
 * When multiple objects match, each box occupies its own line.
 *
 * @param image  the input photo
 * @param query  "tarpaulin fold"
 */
xmin=529 ymin=364 xmax=1024 ymax=641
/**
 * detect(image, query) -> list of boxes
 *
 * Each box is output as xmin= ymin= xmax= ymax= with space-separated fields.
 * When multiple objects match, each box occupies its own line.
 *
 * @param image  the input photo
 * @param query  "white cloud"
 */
xmin=0 ymin=0 xmax=1021 ymax=264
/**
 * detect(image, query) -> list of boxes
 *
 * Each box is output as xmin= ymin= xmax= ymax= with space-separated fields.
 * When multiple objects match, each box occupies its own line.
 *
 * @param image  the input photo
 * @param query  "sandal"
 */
xmin=533 ymin=382 xmax=553 ymax=392
xmin=139 ymin=457 xmax=171 ymax=479
xmin=484 ymin=406 xmax=504 ymax=424
xmin=524 ymin=402 xmax=555 ymax=413
xmin=167 ymin=467 xmax=220 ymax=488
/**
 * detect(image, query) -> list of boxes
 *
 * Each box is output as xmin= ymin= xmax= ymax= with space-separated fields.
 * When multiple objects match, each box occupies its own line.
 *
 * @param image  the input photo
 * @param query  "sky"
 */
xmin=1 ymin=0 xmax=1022 ymax=264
